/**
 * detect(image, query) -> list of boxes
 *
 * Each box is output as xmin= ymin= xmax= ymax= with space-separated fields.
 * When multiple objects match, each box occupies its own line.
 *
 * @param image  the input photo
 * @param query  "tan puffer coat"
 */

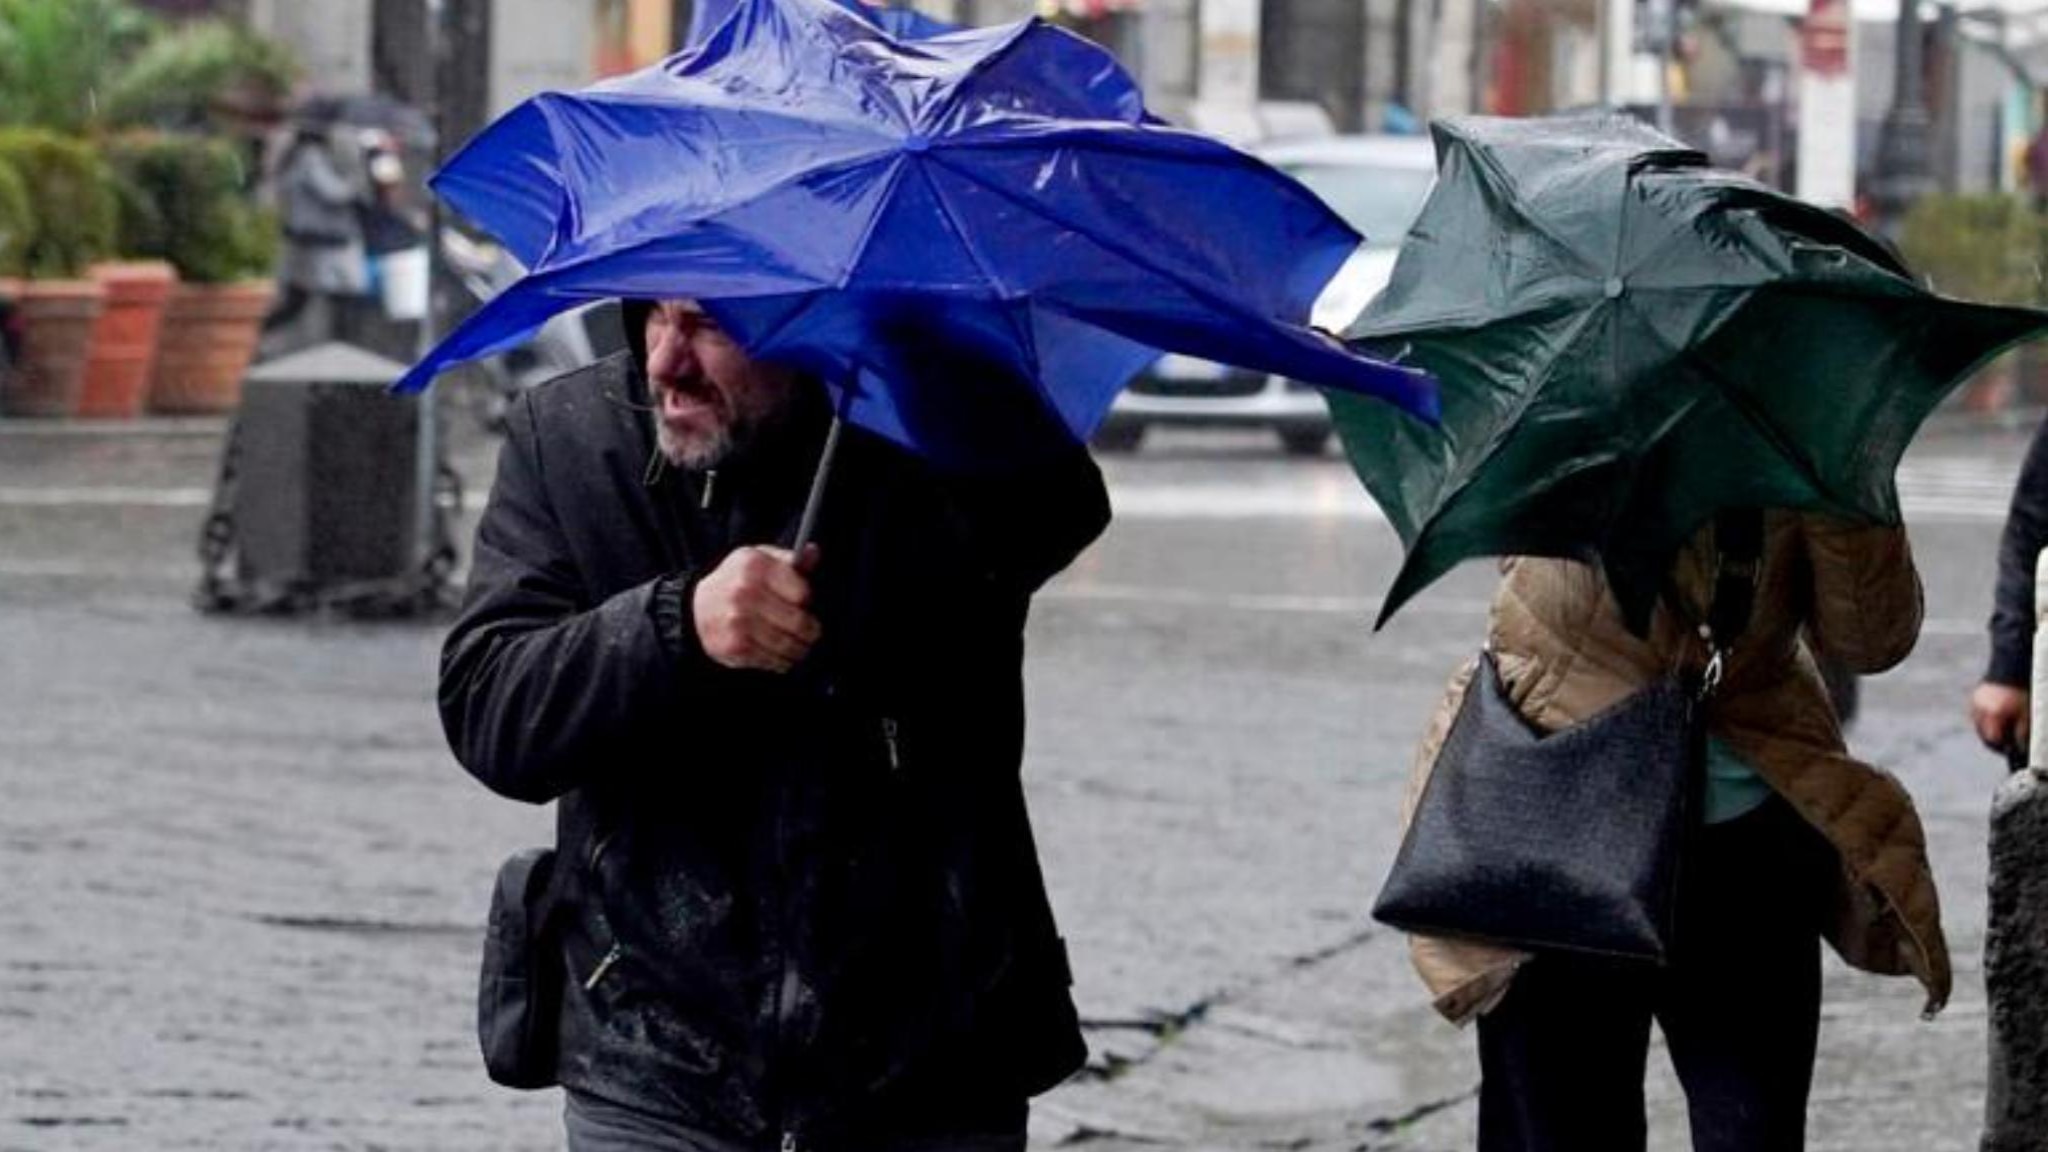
xmin=1399 ymin=513 xmax=1949 ymax=1025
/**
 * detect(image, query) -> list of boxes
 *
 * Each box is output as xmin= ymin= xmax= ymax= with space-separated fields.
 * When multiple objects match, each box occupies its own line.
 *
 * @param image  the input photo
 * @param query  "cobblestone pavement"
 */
xmin=0 ymin=411 xmax=2030 ymax=1151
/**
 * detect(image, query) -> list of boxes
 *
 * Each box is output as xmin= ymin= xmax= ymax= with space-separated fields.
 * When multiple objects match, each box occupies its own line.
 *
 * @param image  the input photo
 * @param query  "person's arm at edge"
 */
xmin=1985 ymin=419 xmax=2048 ymax=689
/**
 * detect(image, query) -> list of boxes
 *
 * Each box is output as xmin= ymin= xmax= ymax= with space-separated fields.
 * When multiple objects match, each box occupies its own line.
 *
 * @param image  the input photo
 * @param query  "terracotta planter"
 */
xmin=2 ymin=279 xmax=108 ymax=418
xmin=79 ymin=262 xmax=177 ymax=419
xmin=148 ymin=280 xmax=274 ymax=414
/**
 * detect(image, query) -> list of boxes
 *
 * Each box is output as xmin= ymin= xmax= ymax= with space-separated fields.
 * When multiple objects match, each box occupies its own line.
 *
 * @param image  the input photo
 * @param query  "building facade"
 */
xmin=207 ymin=0 xmax=1484 ymax=154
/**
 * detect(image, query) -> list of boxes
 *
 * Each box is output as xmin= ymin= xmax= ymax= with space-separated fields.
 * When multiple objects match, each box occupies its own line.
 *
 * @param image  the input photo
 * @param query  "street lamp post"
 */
xmin=1872 ymin=0 xmax=1936 ymax=235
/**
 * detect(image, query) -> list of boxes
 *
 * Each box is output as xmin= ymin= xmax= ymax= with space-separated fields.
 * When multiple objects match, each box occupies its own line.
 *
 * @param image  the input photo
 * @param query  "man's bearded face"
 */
xmin=644 ymin=301 xmax=797 ymax=470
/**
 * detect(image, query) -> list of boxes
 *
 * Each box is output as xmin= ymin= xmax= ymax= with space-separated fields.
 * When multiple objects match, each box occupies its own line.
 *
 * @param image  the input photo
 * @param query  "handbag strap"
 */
xmin=1697 ymin=508 xmax=1764 ymax=697
xmin=1707 ymin=508 xmax=1763 ymax=647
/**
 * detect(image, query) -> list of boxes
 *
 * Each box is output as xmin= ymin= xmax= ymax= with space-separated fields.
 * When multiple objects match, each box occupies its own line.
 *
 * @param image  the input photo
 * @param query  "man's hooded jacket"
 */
xmin=439 ymin=305 xmax=1107 ymax=1146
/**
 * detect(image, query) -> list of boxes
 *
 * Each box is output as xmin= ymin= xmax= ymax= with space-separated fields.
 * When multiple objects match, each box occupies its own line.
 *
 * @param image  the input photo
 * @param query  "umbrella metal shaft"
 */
xmin=793 ymin=391 xmax=852 ymax=554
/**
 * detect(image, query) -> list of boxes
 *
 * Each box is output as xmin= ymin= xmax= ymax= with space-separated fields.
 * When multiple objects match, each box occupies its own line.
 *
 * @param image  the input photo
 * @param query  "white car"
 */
xmin=1097 ymin=134 xmax=1437 ymax=455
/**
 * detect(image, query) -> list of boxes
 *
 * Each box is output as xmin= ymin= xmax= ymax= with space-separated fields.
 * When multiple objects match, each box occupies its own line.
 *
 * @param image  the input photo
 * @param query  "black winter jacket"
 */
xmin=1989 ymin=417 xmax=2048 ymax=688
xmin=439 ymin=352 xmax=1106 ymax=1147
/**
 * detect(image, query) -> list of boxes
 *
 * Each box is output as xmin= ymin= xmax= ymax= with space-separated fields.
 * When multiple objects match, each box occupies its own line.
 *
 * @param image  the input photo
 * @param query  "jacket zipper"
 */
xmin=582 ymin=833 xmax=621 ymax=990
xmin=881 ymin=717 xmax=902 ymax=773
xmin=701 ymin=468 xmax=718 ymax=510
xmin=583 ymin=943 xmax=622 ymax=991
xmin=780 ymin=1133 xmax=799 ymax=1152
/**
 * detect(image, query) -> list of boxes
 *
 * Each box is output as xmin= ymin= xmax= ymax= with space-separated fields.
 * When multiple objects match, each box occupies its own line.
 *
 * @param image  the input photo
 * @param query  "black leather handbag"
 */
xmin=1371 ymin=511 xmax=1762 ymax=964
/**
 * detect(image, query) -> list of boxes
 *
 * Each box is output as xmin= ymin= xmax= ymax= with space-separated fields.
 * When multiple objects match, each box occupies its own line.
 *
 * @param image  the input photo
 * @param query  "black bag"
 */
xmin=1372 ymin=651 xmax=1701 ymax=961
xmin=1371 ymin=510 xmax=1763 ymax=964
xmin=479 ymin=847 xmax=567 ymax=1089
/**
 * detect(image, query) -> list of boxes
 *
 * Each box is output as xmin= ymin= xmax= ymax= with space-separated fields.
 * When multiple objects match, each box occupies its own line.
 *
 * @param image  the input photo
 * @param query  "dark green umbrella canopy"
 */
xmin=1335 ymin=113 xmax=2048 ymax=631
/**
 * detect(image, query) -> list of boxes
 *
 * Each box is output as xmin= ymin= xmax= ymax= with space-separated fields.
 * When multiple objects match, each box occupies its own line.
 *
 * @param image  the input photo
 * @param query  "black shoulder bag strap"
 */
xmin=1701 ymin=508 xmax=1765 ymax=692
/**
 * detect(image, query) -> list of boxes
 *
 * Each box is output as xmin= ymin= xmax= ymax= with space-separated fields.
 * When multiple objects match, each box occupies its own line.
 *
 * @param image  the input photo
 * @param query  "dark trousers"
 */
xmin=1476 ymin=798 xmax=1835 ymax=1152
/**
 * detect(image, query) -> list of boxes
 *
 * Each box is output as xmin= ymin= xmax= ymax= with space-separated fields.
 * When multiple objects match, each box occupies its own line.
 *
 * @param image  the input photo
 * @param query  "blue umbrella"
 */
xmin=398 ymin=0 xmax=1437 ymax=473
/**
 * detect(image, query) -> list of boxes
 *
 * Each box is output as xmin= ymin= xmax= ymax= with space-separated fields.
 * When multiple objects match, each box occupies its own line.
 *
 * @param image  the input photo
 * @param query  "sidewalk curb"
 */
xmin=0 ymin=416 xmax=230 ymax=439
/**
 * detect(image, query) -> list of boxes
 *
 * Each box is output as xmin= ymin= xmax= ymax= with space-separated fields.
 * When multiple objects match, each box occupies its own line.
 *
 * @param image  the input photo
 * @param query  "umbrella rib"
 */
xmin=916 ymin=19 xmax=1061 ymax=135
xmin=1455 ymin=142 xmax=1614 ymax=285
xmin=525 ymin=148 xmax=902 ymax=284
xmin=840 ymin=154 xmax=916 ymax=290
xmin=905 ymin=159 xmax=1050 ymax=390
xmin=923 ymin=147 xmax=1341 ymax=345
xmin=1413 ymin=304 xmax=1610 ymax=529
xmin=1351 ymin=289 xmax=1593 ymax=341
xmin=1620 ymin=298 xmax=1858 ymax=515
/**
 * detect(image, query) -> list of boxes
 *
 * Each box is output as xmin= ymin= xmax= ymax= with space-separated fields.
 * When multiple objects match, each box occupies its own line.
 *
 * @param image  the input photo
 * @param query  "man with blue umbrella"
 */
xmin=444 ymin=286 xmax=1109 ymax=1151
xmin=431 ymin=1 xmax=1436 ymax=1146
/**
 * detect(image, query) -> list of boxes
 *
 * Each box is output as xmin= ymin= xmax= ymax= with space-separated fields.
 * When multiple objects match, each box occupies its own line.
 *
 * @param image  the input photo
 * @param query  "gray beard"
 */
xmin=655 ymin=417 xmax=734 ymax=471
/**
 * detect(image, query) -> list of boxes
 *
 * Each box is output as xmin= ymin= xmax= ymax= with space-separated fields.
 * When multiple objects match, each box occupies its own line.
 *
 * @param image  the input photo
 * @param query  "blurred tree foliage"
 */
xmin=0 ymin=0 xmax=297 ymax=136
xmin=1899 ymin=194 xmax=2048 ymax=307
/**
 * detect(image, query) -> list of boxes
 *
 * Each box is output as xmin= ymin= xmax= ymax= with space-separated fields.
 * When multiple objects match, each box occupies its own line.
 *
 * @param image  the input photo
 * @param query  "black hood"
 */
xmin=620 ymin=299 xmax=654 ymax=374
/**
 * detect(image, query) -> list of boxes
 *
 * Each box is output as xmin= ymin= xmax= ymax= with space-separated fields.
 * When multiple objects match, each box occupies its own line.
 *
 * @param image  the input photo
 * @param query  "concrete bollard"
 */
xmin=1984 ymin=767 xmax=2048 ymax=1152
xmin=1981 ymin=552 xmax=2048 ymax=1152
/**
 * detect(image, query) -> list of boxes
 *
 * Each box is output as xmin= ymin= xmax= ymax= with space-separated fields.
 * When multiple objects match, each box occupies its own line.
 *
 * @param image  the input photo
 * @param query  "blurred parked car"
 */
xmin=1097 ymin=134 xmax=1436 ymax=455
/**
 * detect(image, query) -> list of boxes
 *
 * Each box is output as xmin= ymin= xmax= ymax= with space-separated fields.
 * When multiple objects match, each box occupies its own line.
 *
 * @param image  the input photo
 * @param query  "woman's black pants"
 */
xmin=1476 ymin=797 xmax=1835 ymax=1152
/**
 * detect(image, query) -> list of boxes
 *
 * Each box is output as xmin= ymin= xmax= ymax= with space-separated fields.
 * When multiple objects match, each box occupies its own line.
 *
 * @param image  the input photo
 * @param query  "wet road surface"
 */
xmin=0 ymin=411 xmax=2029 ymax=1150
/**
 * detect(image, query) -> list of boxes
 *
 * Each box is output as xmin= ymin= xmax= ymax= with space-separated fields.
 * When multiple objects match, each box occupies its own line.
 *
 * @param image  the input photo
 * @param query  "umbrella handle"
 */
xmin=793 ymin=388 xmax=852 ymax=554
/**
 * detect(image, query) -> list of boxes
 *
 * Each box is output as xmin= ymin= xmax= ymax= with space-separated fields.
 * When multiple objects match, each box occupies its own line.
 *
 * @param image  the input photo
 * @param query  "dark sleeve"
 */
xmin=1987 ymin=419 xmax=2048 ymax=687
xmin=946 ymin=445 xmax=1111 ymax=596
xmin=438 ymin=395 xmax=715 ymax=803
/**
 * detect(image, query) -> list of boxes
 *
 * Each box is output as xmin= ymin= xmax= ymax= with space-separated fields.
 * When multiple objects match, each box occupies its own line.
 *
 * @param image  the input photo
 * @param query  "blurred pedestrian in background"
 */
xmin=264 ymin=113 xmax=371 ymax=346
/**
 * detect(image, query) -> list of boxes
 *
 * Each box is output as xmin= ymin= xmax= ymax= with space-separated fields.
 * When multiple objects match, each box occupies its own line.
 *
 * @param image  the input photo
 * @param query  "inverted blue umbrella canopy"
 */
xmin=400 ymin=0 xmax=1436 ymax=484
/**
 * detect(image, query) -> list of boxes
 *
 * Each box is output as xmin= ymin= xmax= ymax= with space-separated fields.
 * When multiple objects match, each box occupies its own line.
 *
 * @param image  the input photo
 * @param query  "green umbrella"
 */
xmin=1335 ymin=113 xmax=2048 ymax=631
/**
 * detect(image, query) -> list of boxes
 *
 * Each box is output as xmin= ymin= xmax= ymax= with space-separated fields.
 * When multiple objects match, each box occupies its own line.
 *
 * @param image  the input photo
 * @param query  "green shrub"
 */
xmin=0 ymin=129 xmax=117 ymax=278
xmin=102 ymin=19 xmax=298 ymax=132
xmin=232 ymin=203 xmax=280 ymax=280
xmin=104 ymin=131 xmax=273 ymax=283
xmin=1898 ymin=194 xmax=2048 ymax=307
xmin=0 ymin=1 xmax=295 ymax=138
xmin=0 ymin=0 xmax=156 ymax=134
xmin=0 ymin=157 xmax=34 ymax=277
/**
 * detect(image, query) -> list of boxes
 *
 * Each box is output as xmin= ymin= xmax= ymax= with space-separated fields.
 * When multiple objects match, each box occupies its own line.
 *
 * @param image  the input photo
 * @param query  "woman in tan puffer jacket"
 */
xmin=1400 ymin=512 xmax=1945 ymax=1152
